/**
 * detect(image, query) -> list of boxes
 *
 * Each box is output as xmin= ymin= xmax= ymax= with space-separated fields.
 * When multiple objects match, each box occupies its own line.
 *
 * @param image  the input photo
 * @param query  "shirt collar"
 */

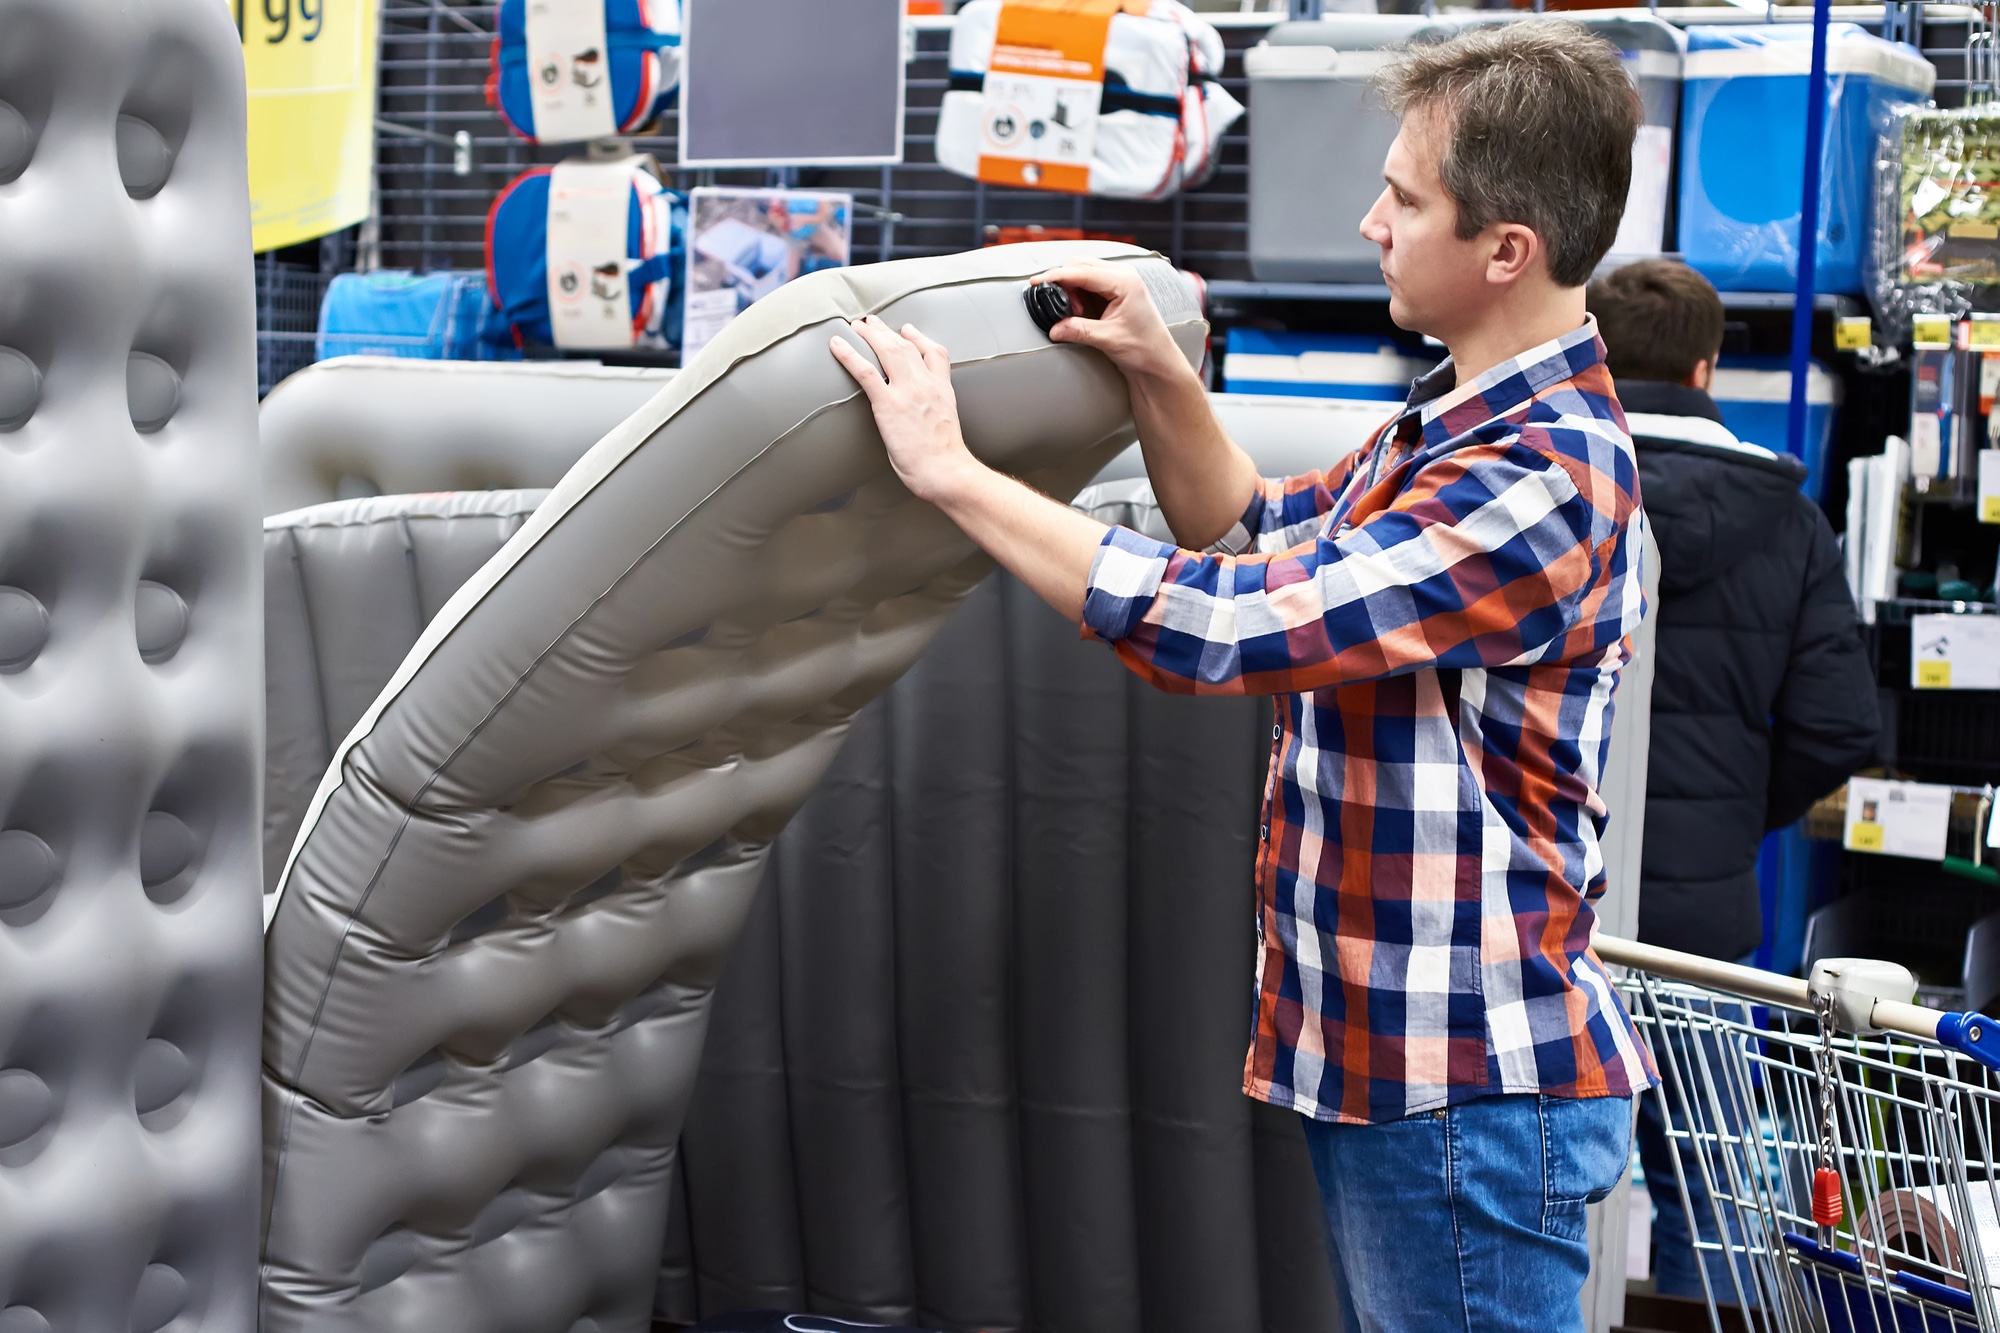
xmin=1396 ymin=316 xmax=1608 ymax=451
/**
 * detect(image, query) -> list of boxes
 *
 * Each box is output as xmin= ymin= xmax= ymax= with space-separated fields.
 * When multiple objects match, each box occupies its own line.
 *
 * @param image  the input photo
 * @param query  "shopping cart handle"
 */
xmin=1934 ymin=1011 xmax=2000 ymax=1072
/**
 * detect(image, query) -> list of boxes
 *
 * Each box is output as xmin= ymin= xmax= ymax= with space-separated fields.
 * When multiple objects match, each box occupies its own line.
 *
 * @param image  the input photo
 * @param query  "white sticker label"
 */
xmin=546 ymin=159 xmax=635 ymax=350
xmin=525 ymin=0 xmax=619 ymax=143
xmin=1844 ymin=777 xmax=1953 ymax=862
xmin=978 ymin=72 xmax=1101 ymax=189
xmin=680 ymin=287 xmax=738 ymax=362
xmin=1911 ymin=412 xmax=1942 ymax=478
xmin=1610 ymin=124 xmax=1672 ymax=257
xmin=1982 ymin=449 xmax=2000 ymax=523
xmin=1912 ymin=613 xmax=2000 ymax=689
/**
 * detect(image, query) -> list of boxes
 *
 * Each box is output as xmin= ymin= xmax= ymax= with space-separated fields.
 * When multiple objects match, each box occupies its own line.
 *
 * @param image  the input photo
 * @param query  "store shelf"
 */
xmin=1203 ymin=279 xmax=1860 ymax=313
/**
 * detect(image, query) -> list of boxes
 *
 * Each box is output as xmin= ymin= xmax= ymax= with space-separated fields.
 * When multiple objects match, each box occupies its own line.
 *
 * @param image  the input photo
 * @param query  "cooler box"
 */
xmin=1222 ymin=328 xmax=1438 ymax=401
xmin=1247 ymin=14 xmax=1684 ymax=281
xmin=1679 ymin=25 xmax=1934 ymax=294
xmin=1712 ymin=355 xmax=1842 ymax=497
xmin=316 ymin=271 xmax=516 ymax=362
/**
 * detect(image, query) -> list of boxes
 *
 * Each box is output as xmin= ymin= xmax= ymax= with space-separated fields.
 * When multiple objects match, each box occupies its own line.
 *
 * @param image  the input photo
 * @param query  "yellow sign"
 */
xmin=1849 ymin=821 xmax=1885 ymax=852
xmin=238 ymin=0 xmax=380 ymax=253
xmin=1834 ymin=316 xmax=1873 ymax=351
xmin=1912 ymin=314 xmax=1954 ymax=349
xmin=1970 ymin=318 xmax=2000 ymax=350
xmin=1917 ymin=659 xmax=1953 ymax=688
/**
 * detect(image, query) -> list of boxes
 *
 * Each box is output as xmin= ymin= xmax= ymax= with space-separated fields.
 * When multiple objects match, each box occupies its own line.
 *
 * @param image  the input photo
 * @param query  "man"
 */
xmin=829 ymin=22 xmax=1654 ymax=1333
xmin=1585 ymin=259 xmax=1878 ymax=1300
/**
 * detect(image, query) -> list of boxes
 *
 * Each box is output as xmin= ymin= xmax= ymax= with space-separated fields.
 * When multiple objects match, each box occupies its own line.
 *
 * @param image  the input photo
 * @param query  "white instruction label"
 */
xmin=1912 ymin=613 xmax=2000 ymax=689
xmin=525 ymin=0 xmax=619 ymax=144
xmin=1610 ymin=125 xmax=1672 ymax=257
xmin=1845 ymin=777 xmax=1952 ymax=862
xmin=545 ymin=159 xmax=634 ymax=350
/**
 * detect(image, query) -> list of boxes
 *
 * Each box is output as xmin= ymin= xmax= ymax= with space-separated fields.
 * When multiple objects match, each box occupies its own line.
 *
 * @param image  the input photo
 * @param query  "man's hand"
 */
xmin=1035 ymin=261 xmax=1194 ymax=387
xmin=828 ymin=314 xmax=986 ymax=506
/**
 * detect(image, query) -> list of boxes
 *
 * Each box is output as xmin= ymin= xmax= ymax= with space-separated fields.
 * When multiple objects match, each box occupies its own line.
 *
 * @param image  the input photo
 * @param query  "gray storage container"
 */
xmin=1246 ymin=13 xmax=1685 ymax=282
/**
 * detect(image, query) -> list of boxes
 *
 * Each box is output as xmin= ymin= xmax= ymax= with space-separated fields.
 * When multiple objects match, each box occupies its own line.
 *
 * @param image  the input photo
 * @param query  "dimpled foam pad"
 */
xmin=0 ymin=1 xmax=262 ymax=1330
xmin=258 ymin=359 xmax=674 ymax=515
xmin=259 ymin=241 xmax=1206 ymax=1333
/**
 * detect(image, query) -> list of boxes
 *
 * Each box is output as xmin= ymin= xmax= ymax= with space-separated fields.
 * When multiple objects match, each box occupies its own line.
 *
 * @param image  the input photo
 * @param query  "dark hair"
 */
xmin=1377 ymin=21 xmax=1642 ymax=287
xmin=1585 ymin=260 xmax=1726 ymax=383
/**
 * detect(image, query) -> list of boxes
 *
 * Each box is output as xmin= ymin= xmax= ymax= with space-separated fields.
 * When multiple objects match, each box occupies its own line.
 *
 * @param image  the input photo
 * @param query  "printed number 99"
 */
xmin=235 ymin=0 xmax=325 ymax=44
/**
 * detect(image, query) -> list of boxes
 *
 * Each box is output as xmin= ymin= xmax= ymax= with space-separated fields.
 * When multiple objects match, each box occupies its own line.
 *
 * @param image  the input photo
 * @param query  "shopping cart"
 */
xmin=1596 ymin=935 xmax=2000 ymax=1332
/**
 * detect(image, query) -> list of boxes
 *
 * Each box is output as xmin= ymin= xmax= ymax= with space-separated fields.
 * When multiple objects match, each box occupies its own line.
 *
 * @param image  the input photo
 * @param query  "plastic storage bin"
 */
xmin=1711 ymin=355 xmax=1842 ymax=498
xmin=1679 ymin=24 xmax=1934 ymax=294
xmin=1247 ymin=13 xmax=1684 ymax=282
xmin=1221 ymin=329 xmax=1438 ymax=401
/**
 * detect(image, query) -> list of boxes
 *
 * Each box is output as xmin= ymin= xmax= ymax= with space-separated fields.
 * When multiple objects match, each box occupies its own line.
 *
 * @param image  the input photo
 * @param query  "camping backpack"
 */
xmin=486 ymin=156 xmax=686 ymax=352
xmin=490 ymin=0 xmax=681 ymax=144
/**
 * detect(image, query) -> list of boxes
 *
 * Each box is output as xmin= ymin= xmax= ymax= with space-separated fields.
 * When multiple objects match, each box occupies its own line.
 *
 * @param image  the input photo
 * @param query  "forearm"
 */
xmin=928 ymin=461 xmax=1106 ymax=622
xmin=1125 ymin=360 xmax=1262 ymax=549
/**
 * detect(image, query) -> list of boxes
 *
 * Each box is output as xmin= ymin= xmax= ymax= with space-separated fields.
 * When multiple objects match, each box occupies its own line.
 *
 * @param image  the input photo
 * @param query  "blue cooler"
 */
xmin=1712 ymin=356 xmax=1841 ymax=498
xmin=1221 ymin=329 xmax=1439 ymax=401
xmin=316 ymin=271 xmax=517 ymax=362
xmin=1680 ymin=25 xmax=1933 ymax=293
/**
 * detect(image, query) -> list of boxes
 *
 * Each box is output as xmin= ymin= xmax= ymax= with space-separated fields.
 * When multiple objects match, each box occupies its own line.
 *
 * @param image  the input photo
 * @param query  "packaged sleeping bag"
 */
xmin=490 ymin=0 xmax=681 ymax=144
xmin=486 ymin=156 xmax=686 ymax=352
xmin=936 ymin=0 xmax=1242 ymax=200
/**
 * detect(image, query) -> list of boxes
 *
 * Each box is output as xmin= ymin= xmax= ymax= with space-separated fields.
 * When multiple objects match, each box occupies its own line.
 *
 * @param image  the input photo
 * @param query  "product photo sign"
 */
xmin=683 ymin=188 xmax=850 ymax=358
xmin=1911 ymin=612 xmax=2000 ymax=689
xmin=1844 ymin=776 xmax=1953 ymax=861
xmin=977 ymin=0 xmax=1117 ymax=191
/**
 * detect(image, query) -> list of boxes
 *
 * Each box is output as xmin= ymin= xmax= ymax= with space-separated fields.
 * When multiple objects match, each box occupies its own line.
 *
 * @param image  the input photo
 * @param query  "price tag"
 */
xmin=1970 ymin=316 xmax=2000 ymax=349
xmin=1835 ymin=316 xmax=1873 ymax=350
xmin=1844 ymin=777 xmax=1952 ymax=861
xmin=1982 ymin=450 xmax=2000 ymax=524
xmin=1912 ymin=613 xmax=2000 ymax=688
xmin=976 ymin=0 xmax=1118 ymax=193
xmin=1913 ymin=314 xmax=1954 ymax=349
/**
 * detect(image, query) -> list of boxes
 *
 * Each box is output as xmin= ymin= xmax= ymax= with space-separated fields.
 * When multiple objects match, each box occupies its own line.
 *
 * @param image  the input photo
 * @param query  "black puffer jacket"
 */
xmin=1623 ymin=381 xmax=1880 ymax=961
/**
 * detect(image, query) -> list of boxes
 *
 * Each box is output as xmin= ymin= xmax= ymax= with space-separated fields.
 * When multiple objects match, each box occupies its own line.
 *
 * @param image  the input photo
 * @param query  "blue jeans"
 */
xmin=1301 ymin=1093 xmax=1633 ymax=1333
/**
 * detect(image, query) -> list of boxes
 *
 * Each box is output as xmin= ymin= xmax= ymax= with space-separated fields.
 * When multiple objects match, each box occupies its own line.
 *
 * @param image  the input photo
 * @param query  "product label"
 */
xmin=1844 ymin=777 xmax=1952 ymax=862
xmin=1982 ymin=449 xmax=2000 ymax=523
xmin=1970 ymin=317 xmax=2000 ymax=350
xmin=1912 ymin=612 xmax=2000 ymax=688
xmin=1835 ymin=316 xmax=1874 ymax=351
xmin=545 ymin=159 xmax=636 ymax=350
xmin=525 ymin=0 xmax=619 ymax=143
xmin=1913 ymin=314 xmax=1954 ymax=349
xmin=976 ymin=0 xmax=1123 ymax=193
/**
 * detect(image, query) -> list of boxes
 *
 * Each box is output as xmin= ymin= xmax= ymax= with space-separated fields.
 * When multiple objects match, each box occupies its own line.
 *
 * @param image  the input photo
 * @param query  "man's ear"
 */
xmin=1484 ymin=222 xmax=1543 ymax=287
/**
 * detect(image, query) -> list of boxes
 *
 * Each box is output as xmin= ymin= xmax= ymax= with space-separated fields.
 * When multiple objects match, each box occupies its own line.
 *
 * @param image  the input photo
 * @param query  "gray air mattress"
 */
xmin=0 ymin=1 xmax=264 ymax=1331
xmin=258 ymin=241 xmax=1206 ymax=1333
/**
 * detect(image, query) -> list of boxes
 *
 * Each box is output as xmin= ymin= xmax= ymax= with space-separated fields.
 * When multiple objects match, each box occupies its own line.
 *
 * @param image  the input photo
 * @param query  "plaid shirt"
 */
xmin=1082 ymin=320 xmax=1657 ymax=1124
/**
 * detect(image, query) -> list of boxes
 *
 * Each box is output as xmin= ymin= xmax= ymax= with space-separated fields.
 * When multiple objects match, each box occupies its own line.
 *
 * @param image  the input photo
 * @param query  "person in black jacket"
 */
xmin=1587 ymin=259 xmax=1880 ymax=1300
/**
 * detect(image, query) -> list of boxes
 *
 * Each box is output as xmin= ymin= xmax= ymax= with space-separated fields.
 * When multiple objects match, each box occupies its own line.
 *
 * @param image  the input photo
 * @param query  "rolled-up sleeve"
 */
xmin=1082 ymin=439 xmax=1628 ymax=695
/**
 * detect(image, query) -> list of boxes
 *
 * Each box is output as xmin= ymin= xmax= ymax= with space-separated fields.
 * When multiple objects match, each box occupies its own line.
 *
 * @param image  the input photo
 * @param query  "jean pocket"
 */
xmin=1540 ymin=1094 xmax=1632 ymax=1242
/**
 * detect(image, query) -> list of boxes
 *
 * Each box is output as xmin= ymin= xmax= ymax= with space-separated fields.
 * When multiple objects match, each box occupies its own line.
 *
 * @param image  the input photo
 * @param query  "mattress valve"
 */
xmin=1024 ymin=282 xmax=1072 ymax=336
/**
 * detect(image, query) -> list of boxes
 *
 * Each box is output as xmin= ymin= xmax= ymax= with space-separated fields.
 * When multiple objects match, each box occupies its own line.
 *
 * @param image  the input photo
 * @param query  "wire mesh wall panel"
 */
xmin=256 ymin=256 xmax=330 ymax=398
xmin=374 ymin=1 xmax=1265 ymax=278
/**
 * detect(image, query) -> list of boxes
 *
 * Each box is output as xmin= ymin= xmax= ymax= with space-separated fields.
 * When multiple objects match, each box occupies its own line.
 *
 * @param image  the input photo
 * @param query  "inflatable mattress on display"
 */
xmin=258 ymin=241 xmax=1207 ymax=1332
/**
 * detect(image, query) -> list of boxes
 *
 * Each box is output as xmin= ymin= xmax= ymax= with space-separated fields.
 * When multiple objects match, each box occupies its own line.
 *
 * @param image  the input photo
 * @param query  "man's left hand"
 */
xmin=829 ymin=315 xmax=985 ymax=506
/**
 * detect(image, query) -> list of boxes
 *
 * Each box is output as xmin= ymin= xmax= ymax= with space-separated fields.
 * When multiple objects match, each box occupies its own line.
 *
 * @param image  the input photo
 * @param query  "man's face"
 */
xmin=1359 ymin=109 xmax=1489 ymax=339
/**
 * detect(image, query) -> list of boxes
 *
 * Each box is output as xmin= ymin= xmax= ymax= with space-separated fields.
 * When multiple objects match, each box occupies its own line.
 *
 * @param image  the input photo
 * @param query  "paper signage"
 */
xmin=1914 ymin=314 xmax=1954 ymax=349
xmin=525 ymin=0 xmax=620 ymax=143
xmin=1982 ymin=449 xmax=2000 ymax=524
xmin=240 ymin=0 xmax=380 ymax=252
xmin=545 ymin=160 xmax=639 ymax=350
xmin=1912 ymin=613 xmax=2000 ymax=689
xmin=1835 ymin=316 xmax=1874 ymax=351
xmin=683 ymin=187 xmax=851 ymax=359
xmin=1970 ymin=316 xmax=2000 ymax=350
xmin=977 ymin=0 xmax=1122 ymax=193
xmin=1845 ymin=778 xmax=1953 ymax=861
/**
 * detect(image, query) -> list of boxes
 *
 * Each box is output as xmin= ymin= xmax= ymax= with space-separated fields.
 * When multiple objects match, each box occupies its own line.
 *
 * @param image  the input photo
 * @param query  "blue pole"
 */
xmin=1786 ymin=0 xmax=1834 ymax=461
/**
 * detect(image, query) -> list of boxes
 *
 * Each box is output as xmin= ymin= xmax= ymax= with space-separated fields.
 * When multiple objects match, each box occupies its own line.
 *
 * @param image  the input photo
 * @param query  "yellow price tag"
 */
xmin=240 ymin=0 xmax=380 ymax=253
xmin=1849 ymin=822 xmax=1886 ymax=852
xmin=1913 ymin=315 xmax=1954 ymax=348
xmin=1985 ymin=494 xmax=2000 ymax=524
xmin=1917 ymin=659 xmax=1953 ymax=688
xmin=1835 ymin=316 xmax=1873 ymax=351
xmin=1970 ymin=318 xmax=2000 ymax=350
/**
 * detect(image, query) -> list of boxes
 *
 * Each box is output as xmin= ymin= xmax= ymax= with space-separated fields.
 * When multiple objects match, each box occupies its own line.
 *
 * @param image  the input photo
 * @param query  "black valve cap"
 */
xmin=1025 ymin=282 xmax=1072 ymax=335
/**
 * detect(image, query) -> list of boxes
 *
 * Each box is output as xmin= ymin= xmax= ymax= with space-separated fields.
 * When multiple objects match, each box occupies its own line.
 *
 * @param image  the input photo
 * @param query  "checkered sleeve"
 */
xmin=1210 ymin=457 xmax=1363 ymax=557
xmin=1081 ymin=438 xmax=1620 ymax=695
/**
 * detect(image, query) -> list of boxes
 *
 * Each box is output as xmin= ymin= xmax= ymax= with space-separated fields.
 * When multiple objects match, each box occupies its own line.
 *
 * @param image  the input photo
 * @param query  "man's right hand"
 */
xmin=1034 ymin=262 xmax=1197 ymax=388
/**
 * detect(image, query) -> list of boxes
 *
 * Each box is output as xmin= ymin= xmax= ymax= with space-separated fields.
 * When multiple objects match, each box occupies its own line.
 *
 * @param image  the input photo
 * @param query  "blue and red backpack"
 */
xmin=488 ymin=0 xmax=681 ymax=143
xmin=485 ymin=162 xmax=686 ymax=351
